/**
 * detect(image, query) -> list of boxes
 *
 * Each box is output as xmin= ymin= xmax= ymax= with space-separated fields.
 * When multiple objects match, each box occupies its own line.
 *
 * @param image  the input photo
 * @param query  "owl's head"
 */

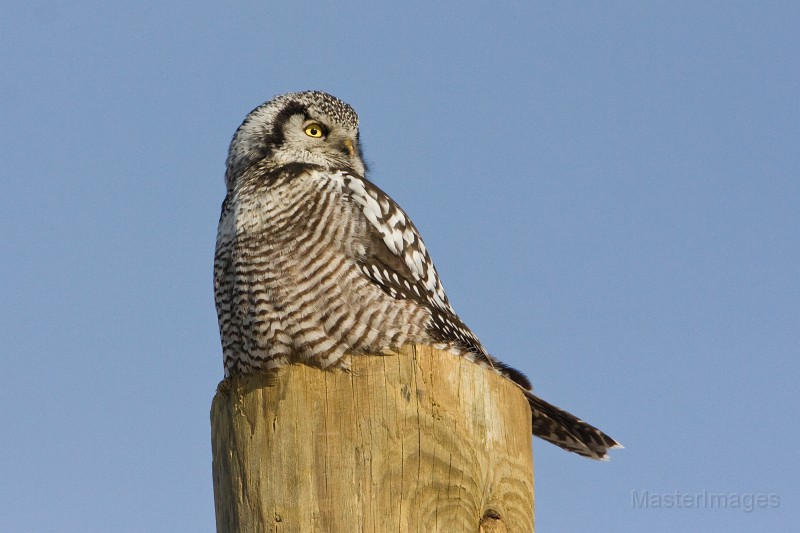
xmin=226 ymin=91 xmax=365 ymax=188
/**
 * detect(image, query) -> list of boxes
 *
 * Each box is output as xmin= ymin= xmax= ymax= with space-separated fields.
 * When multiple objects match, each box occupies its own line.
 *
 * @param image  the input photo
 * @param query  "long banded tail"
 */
xmin=525 ymin=391 xmax=622 ymax=460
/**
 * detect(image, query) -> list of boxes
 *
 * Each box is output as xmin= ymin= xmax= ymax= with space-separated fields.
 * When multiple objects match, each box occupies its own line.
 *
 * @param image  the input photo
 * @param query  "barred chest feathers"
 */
xmin=215 ymin=165 xmax=433 ymax=375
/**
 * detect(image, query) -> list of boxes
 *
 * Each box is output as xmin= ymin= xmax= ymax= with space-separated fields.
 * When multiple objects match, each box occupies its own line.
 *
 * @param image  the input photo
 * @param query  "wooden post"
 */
xmin=211 ymin=344 xmax=534 ymax=532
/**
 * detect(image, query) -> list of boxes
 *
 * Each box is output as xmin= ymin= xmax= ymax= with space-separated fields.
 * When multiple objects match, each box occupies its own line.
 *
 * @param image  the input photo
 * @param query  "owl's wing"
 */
xmin=333 ymin=171 xmax=493 ymax=358
xmin=346 ymin=176 xmax=448 ymax=305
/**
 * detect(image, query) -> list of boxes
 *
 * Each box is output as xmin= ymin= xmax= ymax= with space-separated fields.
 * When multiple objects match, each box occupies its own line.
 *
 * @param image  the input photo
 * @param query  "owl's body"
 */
xmin=215 ymin=91 xmax=620 ymax=459
xmin=215 ymin=166 xmax=430 ymax=371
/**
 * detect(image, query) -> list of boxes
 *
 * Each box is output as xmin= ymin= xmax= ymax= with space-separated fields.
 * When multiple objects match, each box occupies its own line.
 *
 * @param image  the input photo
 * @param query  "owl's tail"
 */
xmin=524 ymin=390 xmax=622 ymax=460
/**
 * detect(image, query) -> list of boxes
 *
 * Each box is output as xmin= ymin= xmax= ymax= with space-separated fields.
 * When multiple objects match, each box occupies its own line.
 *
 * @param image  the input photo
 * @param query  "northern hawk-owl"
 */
xmin=214 ymin=91 xmax=620 ymax=459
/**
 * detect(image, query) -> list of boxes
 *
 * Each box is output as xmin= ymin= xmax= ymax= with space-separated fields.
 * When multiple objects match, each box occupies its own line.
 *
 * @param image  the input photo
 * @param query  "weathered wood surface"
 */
xmin=211 ymin=344 xmax=534 ymax=532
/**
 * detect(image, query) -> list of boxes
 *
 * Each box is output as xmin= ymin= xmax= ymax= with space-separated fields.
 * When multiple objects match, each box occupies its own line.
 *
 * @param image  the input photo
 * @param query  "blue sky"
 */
xmin=2 ymin=1 xmax=797 ymax=531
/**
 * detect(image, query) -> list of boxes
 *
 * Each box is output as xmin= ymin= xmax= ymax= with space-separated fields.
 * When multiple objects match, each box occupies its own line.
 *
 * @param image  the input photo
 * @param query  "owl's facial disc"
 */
xmin=274 ymin=112 xmax=363 ymax=174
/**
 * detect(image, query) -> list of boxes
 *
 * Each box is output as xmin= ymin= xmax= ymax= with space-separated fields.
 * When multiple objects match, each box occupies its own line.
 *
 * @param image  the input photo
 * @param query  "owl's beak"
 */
xmin=343 ymin=138 xmax=355 ymax=158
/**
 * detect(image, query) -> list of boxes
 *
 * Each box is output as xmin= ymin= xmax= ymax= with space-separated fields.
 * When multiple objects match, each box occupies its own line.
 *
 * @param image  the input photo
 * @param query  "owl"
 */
xmin=214 ymin=91 xmax=620 ymax=459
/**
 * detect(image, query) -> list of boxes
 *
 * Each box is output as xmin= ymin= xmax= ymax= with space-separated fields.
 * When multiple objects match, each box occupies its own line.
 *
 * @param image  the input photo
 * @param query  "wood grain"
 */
xmin=211 ymin=344 xmax=534 ymax=532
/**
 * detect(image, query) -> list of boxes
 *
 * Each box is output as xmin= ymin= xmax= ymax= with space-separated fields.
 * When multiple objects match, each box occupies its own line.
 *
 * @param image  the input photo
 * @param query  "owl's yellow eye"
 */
xmin=303 ymin=123 xmax=325 ymax=138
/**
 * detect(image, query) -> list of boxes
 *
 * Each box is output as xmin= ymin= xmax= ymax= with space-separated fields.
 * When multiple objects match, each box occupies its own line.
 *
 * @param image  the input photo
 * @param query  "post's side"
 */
xmin=211 ymin=344 xmax=534 ymax=532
